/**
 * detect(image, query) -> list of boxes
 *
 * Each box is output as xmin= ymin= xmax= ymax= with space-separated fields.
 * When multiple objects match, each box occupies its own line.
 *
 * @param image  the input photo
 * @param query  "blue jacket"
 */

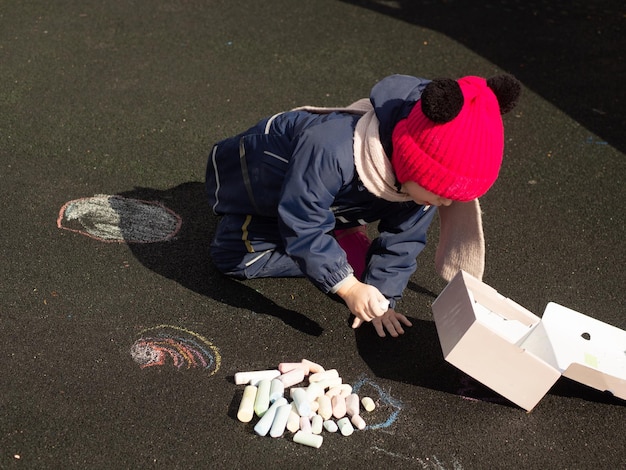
xmin=206 ymin=75 xmax=435 ymax=307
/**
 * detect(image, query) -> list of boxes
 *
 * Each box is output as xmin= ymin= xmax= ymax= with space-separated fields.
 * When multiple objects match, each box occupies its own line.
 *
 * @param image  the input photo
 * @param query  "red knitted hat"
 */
xmin=392 ymin=75 xmax=516 ymax=201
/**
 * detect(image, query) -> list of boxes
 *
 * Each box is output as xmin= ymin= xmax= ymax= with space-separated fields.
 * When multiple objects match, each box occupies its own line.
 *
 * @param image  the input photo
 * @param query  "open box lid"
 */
xmin=432 ymin=271 xmax=626 ymax=410
xmin=532 ymin=302 xmax=626 ymax=401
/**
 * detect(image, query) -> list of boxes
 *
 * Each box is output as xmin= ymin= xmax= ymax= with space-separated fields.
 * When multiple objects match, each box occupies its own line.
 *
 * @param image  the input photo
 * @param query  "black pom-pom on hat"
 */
xmin=420 ymin=78 xmax=464 ymax=123
xmin=486 ymin=74 xmax=522 ymax=114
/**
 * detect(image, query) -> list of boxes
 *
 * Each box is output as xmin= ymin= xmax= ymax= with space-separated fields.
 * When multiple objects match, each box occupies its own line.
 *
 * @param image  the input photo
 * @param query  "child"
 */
xmin=205 ymin=74 xmax=521 ymax=337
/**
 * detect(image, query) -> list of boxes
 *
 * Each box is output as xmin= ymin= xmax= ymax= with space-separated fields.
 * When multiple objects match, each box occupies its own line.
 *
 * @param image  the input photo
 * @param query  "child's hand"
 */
xmin=335 ymin=275 xmax=388 ymax=323
xmin=352 ymin=308 xmax=412 ymax=338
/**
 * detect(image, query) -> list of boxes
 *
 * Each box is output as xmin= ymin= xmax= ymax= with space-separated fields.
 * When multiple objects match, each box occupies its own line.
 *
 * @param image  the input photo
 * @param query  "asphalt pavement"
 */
xmin=1 ymin=1 xmax=625 ymax=469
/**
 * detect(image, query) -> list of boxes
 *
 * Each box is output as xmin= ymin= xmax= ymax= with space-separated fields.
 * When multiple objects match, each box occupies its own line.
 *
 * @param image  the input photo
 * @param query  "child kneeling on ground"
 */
xmin=205 ymin=74 xmax=521 ymax=337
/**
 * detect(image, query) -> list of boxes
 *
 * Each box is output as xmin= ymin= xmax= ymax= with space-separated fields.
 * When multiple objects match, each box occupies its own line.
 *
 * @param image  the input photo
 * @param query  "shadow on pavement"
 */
xmin=118 ymin=182 xmax=323 ymax=336
xmin=340 ymin=0 xmax=626 ymax=154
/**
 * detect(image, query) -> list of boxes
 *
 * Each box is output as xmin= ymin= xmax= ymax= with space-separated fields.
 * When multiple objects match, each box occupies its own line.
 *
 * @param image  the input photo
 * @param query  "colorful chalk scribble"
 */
xmin=57 ymin=194 xmax=182 ymax=243
xmin=352 ymin=376 xmax=403 ymax=430
xmin=131 ymin=325 xmax=221 ymax=375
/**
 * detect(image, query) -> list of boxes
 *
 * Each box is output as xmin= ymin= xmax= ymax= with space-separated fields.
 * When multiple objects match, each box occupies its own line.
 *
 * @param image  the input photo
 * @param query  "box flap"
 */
xmin=540 ymin=302 xmax=626 ymax=400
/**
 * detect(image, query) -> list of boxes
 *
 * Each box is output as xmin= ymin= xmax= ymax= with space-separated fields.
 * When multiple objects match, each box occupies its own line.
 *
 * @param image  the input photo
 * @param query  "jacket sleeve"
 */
xmin=276 ymin=120 xmax=356 ymax=293
xmin=363 ymin=203 xmax=438 ymax=308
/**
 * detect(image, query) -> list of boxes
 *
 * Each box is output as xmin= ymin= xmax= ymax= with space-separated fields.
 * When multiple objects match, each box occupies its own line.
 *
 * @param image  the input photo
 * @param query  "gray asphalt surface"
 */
xmin=1 ymin=1 xmax=625 ymax=469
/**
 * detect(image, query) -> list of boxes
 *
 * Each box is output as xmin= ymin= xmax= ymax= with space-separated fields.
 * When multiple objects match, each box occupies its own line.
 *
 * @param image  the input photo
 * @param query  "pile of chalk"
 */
xmin=235 ymin=359 xmax=376 ymax=448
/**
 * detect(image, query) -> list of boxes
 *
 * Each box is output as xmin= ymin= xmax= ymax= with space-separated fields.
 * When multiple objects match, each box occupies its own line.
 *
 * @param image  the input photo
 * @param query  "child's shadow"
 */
xmin=117 ymin=182 xmax=323 ymax=336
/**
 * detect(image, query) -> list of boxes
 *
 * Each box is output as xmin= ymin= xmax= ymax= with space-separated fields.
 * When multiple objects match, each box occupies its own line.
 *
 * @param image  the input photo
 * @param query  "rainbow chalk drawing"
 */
xmin=130 ymin=325 xmax=221 ymax=374
xmin=57 ymin=194 xmax=182 ymax=243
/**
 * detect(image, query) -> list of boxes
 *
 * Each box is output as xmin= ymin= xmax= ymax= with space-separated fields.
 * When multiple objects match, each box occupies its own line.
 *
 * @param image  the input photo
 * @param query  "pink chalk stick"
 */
xmin=345 ymin=393 xmax=360 ymax=417
xmin=278 ymin=367 xmax=305 ymax=388
xmin=301 ymin=359 xmax=325 ymax=374
xmin=278 ymin=362 xmax=307 ymax=374
xmin=351 ymin=414 xmax=366 ymax=430
xmin=331 ymin=394 xmax=347 ymax=419
xmin=299 ymin=416 xmax=312 ymax=433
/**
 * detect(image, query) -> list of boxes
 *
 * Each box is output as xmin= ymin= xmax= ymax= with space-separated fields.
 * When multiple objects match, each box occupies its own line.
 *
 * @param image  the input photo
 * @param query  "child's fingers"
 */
xmin=351 ymin=317 xmax=364 ymax=329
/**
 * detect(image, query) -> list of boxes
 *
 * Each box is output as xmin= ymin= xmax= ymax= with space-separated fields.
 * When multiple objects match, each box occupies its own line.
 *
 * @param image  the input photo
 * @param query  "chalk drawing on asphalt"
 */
xmin=130 ymin=325 xmax=221 ymax=375
xmin=57 ymin=194 xmax=182 ymax=243
xmin=371 ymin=447 xmax=464 ymax=469
xmin=352 ymin=376 xmax=403 ymax=430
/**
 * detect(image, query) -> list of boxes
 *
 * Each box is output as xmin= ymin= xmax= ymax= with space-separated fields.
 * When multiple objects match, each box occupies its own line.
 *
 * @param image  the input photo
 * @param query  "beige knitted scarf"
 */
xmin=292 ymin=100 xmax=485 ymax=281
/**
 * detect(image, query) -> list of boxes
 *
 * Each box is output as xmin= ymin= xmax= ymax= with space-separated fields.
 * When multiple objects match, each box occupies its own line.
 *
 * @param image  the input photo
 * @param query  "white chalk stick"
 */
xmin=254 ymin=397 xmax=288 ymax=436
xmin=254 ymin=379 xmax=271 ymax=417
xmin=278 ymin=367 xmax=305 ymax=388
xmin=306 ymin=382 xmax=325 ymax=401
xmin=361 ymin=396 xmax=376 ymax=412
xmin=317 ymin=395 xmax=332 ymax=420
xmin=379 ymin=299 xmax=390 ymax=313
xmin=345 ymin=393 xmax=360 ymax=417
xmin=301 ymin=359 xmax=324 ymax=374
xmin=299 ymin=416 xmax=312 ymax=434
xmin=331 ymin=394 xmax=346 ymax=419
xmin=323 ymin=419 xmax=338 ymax=433
xmin=311 ymin=414 xmax=323 ymax=435
xmin=293 ymin=430 xmax=323 ymax=449
xmin=269 ymin=404 xmax=292 ymax=438
xmin=337 ymin=417 xmax=354 ymax=436
xmin=286 ymin=404 xmax=301 ymax=433
xmin=269 ymin=378 xmax=284 ymax=403
xmin=309 ymin=369 xmax=339 ymax=383
xmin=291 ymin=388 xmax=312 ymax=417
xmin=234 ymin=369 xmax=280 ymax=386
xmin=316 ymin=377 xmax=342 ymax=390
xmin=351 ymin=414 xmax=366 ymax=430
xmin=236 ymin=385 xmax=257 ymax=423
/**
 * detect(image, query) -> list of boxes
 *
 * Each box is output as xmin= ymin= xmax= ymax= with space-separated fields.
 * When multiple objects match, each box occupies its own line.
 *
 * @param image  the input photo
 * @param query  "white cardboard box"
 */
xmin=431 ymin=270 xmax=626 ymax=411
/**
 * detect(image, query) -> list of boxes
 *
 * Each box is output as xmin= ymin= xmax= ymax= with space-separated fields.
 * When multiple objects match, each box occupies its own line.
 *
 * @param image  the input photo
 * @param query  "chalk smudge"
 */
xmin=131 ymin=325 xmax=221 ymax=375
xmin=352 ymin=376 xmax=403 ymax=430
xmin=57 ymin=194 xmax=182 ymax=243
xmin=371 ymin=447 xmax=464 ymax=469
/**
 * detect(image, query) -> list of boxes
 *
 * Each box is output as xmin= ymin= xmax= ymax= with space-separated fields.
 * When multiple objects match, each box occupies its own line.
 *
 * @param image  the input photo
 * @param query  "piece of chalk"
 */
xmin=316 ymin=377 xmax=342 ymax=390
xmin=379 ymin=299 xmax=390 ymax=313
xmin=236 ymin=385 xmax=258 ymax=423
xmin=351 ymin=414 xmax=366 ymax=430
xmin=291 ymin=388 xmax=312 ymax=417
xmin=293 ymin=430 xmax=323 ymax=449
xmin=269 ymin=378 xmax=284 ymax=403
xmin=323 ymin=420 xmax=338 ymax=433
xmin=299 ymin=416 xmax=312 ymax=433
xmin=361 ymin=396 xmax=375 ymax=412
xmin=286 ymin=404 xmax=301 ymax=433
xmin=234 ymin=369 xmax=280 ymax=386
xmin=306 ymin=382 xmax=325 ymax=401
xmin=337 ymin=417 xmax=354 ymax=436
xmin=301 ymin=359 xmax=324 ymax=374
xmin=309 ymin=369 xmax=339 ymax=383
xmin=278 ymin=362 xmax=307 ymax=374
xmin=331 ymin=394 xmax=347 ymax=419
xmin=309 ymin=400 xmax=319 ymax=414
xmin=254 ymin=398 xmax=287 ymax=436
xmin=311 ymin=414 xmax=323 ymax=435
xmin=339 ymin=384 xmax=353 ymax=397
xmin=278 ymin=367 xmax=305 ymax=388
xmin=345 ymin=393 xmax=360 ymax=417
xmin=269 ymin=404 xmax=292 ymax=438
xmin=317 ymin=395 xmax=332 ymax=420
xmin=253 ymin=379 xmax=271 ymax=417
